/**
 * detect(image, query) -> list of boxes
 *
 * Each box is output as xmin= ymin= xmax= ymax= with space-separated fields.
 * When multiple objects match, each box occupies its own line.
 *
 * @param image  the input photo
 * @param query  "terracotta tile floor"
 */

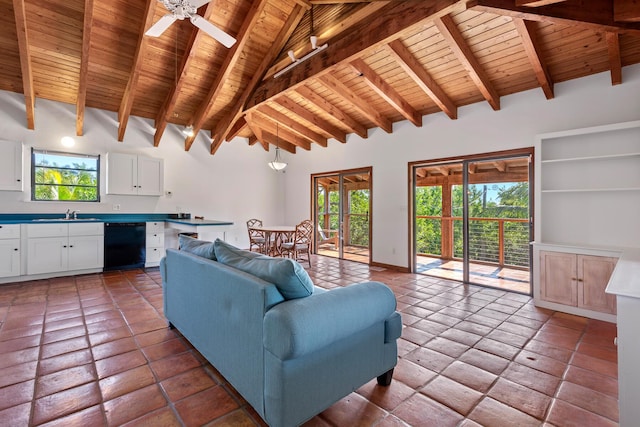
xmin=0 ymin=256 xmax=618 ymax=426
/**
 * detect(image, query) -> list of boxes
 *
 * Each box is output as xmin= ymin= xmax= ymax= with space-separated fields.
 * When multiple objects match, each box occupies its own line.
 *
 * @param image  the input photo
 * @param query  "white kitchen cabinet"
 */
xmin=0 ymin=224 xmax=21 ymax=278
xmin=0 ymin=140 xmax=23 ymax=191
xmin=145 ymin=221 xmax=165 ymax=267
xmin=106 ymin=153 xmax=163 ymax=196
xmin=26 ymin=222 xmax=104 ymax=275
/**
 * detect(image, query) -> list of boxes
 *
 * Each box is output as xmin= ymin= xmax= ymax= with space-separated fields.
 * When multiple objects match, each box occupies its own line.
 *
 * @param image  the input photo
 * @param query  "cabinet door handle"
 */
xmin=17 ymin=179 xmax=21 ymax=182
xmin=63 ymin=245 xmax=67 ymax=248
xmin=13 ymin=248 xmax=18 ymax=251
xmin=577 ymin=278 xmax=583 ymax=282
xmin=69 ymin=245 xmax=74 ymax=248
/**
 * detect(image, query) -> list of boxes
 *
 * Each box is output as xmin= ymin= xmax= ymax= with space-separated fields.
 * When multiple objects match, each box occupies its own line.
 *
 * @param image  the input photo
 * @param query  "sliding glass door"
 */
xmin=411 ymin=149 xmax=533 ymax=293
xmin=313 ymin=168 xmax=371 ymax=264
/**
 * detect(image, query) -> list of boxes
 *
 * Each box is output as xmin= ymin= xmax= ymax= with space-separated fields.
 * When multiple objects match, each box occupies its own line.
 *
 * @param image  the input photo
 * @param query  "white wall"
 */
xmin=0 ymin=91 xmax=287 ymax=247
xmin=1 ymin=64 xmax=639 ymax=260
xmin=284 ymin=64 xmax=640 ymax=268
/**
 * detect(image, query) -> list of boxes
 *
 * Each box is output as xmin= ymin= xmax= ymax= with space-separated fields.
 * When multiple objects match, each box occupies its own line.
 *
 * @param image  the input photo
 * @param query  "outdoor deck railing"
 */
xmin=416 ymin=216 xmax=530 ymax=268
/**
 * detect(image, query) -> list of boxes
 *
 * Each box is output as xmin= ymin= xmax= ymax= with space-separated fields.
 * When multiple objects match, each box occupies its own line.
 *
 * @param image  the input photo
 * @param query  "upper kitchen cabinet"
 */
xmin=0 ymin=140 xmax=23 ymax=191
xmin=106 ymin=153 xmax=164 ymax=196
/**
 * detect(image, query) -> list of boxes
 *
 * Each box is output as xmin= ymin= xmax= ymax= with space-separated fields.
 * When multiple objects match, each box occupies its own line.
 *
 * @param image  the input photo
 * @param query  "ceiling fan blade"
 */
xmin=190 ymin=0 xmax=212 ymax=8
xmin=145 ymin=14 xmax=177 ymax=37
xmin=190 ymin=15 xmax=236 ymax=48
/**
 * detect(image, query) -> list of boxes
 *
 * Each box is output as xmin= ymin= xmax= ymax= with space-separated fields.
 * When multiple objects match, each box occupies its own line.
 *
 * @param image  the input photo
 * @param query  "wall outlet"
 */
xmin=113 ymin=204 xmax=121 ymax=211
xmin=165 ymin=191 xmax=172 ymax=198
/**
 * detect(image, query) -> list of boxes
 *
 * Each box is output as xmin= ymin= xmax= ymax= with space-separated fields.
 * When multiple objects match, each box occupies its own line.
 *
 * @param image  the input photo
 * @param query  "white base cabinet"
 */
xmin=145 ymin=221 xmax=165 ymax=267
xmin=0 ymin=224 xmax=20 ymax=278
xmin=534 ymin=243 xmax=619 ymax=323
xmin=25 ymin=223 xmax=104 ymax=275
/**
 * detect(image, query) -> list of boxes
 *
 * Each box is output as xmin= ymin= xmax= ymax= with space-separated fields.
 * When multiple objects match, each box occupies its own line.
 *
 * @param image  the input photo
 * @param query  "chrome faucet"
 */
xmin=65 ymin=209 xmax=71 ymax=220
xmin=71 ymin=210 xmax=79 ymax=220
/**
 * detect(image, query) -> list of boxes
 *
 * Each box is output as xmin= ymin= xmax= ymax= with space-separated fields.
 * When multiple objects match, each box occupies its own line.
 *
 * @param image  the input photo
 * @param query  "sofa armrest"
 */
xmin=264 ymin=281 xmax=398 ymax=360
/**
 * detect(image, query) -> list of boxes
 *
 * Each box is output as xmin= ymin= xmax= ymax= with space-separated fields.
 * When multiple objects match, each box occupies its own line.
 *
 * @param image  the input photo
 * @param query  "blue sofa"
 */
xmin=160 ymin=240 xmax=402 ymax=427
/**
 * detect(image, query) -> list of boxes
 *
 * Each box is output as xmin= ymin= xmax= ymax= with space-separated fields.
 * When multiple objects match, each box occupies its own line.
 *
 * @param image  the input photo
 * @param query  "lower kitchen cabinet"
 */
xmin=0 ymin=224 xmax=20 ymax=278
xmin=26 ymin=222 xmax=104 ymax=275
xmin=145 ymin=221 xmax=165 ymax=267
xmin=539 ymin=250 xmax=617 ymax=315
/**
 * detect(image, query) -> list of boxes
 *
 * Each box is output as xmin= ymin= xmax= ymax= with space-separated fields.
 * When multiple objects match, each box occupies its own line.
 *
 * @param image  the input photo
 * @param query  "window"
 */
xmin=31 ymin=149 xmax=100 ymax=202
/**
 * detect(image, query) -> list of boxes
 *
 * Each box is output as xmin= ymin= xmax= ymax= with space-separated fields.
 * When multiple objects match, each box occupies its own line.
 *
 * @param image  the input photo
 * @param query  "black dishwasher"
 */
xmin=104 ymin=222 xmax=146 ymax=271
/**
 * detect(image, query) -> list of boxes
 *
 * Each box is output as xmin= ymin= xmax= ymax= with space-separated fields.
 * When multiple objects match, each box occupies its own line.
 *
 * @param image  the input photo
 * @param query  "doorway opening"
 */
xmin=312 ymin=168 xmax=372 ymax=264
xmin=410 ymin=149 xmax=533 ymax=294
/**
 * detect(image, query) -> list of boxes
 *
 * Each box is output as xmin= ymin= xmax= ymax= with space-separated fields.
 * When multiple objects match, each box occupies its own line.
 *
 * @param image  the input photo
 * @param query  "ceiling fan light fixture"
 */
xmin=183 ymin=124 xmax=195 ymax=137
xmin=287 ymin=50 xmax=296 ymax=63
xmin=310 ymin=35 xmax=318 ymax=50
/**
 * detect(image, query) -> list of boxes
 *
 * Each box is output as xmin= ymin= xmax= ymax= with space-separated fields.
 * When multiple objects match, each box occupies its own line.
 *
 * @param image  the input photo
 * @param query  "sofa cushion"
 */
xmin=179 ymin=235 xmax=216 ymax=260
xmin=214 ymin=239 xmax=314 ymax=300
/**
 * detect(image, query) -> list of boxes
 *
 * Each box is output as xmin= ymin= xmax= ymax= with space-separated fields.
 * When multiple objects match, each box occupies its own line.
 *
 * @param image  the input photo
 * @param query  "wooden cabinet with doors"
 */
xmin=537 ymin=248 xmax=617 ymax=319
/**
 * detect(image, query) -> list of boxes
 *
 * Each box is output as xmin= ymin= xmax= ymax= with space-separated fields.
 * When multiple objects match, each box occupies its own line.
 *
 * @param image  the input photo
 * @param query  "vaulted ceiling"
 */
xmin=3 ymin=0 xmax=640 ymax=156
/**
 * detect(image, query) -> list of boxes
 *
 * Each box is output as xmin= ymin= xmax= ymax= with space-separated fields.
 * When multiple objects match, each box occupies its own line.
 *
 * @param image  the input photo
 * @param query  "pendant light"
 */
xmin=268 ymin=123 xmax=287 ymax=171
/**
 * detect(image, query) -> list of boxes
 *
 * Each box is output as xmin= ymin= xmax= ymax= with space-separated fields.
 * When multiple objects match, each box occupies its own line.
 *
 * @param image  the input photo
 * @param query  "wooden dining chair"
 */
xmin=246 ymin=218 xmax=267 ymax=254
xmin=281 ymin=219 xmax=314 ymax=267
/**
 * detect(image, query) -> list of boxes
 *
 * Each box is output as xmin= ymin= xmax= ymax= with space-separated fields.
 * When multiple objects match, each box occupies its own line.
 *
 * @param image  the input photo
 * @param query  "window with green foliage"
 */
xmin=31 ymin=149 xmax=100 ymax=202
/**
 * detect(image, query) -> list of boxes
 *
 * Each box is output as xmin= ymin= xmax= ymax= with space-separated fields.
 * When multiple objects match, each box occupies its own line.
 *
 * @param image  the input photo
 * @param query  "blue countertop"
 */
xmin=0 ymin=213 xmax=233 ymax=226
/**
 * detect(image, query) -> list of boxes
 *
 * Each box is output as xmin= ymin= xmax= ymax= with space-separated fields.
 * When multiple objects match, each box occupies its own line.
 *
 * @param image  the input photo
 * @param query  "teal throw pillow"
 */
xmin=214 ymin=239 xmax=313 ymax=300
xmin=179 ymin=235 xmax=216 ymax=260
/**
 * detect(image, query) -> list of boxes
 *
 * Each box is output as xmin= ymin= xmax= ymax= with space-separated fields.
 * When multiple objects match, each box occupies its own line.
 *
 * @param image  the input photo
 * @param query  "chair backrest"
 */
xmin=295 ymin=220 xmax=314 ymax=245
xmin=247 ymin=219 xmax=264 ymax=239
xmin=317 ymin=224 xmax=330 ymax=241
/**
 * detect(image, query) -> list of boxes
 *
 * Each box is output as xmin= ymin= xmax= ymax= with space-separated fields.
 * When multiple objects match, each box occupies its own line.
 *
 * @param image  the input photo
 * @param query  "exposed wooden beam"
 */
xmin=76 ymin=0 xmax=94 ymax=136
xmin=225 ymin=116 xmax=247 ymax=141
xmin=310 ymin=0 xmax=398 ymax=3
xmin=516 ymin=0 xmax=568 ymax=6
xmin=349 ymin=58 xmax=422 ymax=127
xmin=318 ymin=74 xmax=393 ymax=133
xmin=257 ymin=105 xmax=328 ymax=147
xmin=118 ymin=0 xmax=157 ymax=142
xmin=246 ymin=0 xmax=466 ymax=110
xmin=606 ymin=31 xmax=623 ymax=85
xmin=153 ymin=18 xmax=201 ymax=147
xmin=246 ymin=113 xmax=298 ymax=153
xmin=468 ymin=0 xmax=640 ymax=33
xmin=184 ymin=0 xmax=267 ymax=151
xmin=512 ymin=18 xmax=554 ymax=99
xmin=386 ymin=39 xmax=458 ymax=120
xmin=12 ymin=0 xmax=35 ymax=129
xmin=250 ymin=112 xmax=312 ymax=151
xmin=209 ymin=3 xmax=306 ymax=154
xmin=434 ymin=14 xmax=501 ymax=110
xmin=273 ymin=96 xmax=348 ymax=143
xmin=615 ymin=0 xmax=640 ymax=22
xmin=295 ymin=85 xmax=369 ymax=138
xmin=266 ymin=1 xmax=390 ymax=78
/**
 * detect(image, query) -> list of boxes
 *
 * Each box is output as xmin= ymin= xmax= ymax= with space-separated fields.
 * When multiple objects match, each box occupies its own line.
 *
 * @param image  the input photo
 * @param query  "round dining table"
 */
xmin=250 ymin=225 xmax=296 ymax=256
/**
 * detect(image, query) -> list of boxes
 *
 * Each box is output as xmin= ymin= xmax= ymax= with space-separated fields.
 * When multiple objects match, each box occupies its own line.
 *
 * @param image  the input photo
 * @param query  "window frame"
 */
xmin=31 ymin=148 xmax=101 ymax=202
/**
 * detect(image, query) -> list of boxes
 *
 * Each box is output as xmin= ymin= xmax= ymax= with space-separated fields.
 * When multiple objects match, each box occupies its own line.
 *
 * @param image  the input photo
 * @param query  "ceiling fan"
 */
xmin=145 ymin=0 xmax=237 ymax=48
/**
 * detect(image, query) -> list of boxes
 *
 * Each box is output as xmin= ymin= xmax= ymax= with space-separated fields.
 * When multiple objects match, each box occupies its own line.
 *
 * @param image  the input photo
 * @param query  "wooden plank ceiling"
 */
xmin=3 ymin=0 xmax=640 ymax=156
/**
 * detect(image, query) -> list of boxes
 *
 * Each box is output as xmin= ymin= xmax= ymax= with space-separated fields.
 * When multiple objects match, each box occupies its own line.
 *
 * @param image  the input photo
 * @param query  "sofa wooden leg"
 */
xmin=376 ymin=368 xmax=394 ymax=386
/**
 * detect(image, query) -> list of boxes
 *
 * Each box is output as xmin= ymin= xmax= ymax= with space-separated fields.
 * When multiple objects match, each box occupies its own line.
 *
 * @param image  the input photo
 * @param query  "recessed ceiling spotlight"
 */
xmin=61 ymin=136 xmax=75 ymax=147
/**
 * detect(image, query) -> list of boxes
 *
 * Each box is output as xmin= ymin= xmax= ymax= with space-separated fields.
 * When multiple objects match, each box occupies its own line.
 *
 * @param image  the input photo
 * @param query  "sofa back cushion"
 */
xmin=179 ymin=235 xmax=217 ymax=260
xmin=214 ymin=239 xmax=314 ymax=300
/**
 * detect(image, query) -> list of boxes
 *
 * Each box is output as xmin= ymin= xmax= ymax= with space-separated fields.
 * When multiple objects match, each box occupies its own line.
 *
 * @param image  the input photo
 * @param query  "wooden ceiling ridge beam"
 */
xmin=153 ymin=7 xmax=208 ymax=147
xmin=273 ymin=96 xmax=348 ymax=143
xmin=76 ymin=0 xmax=95 ymax=136
xmin=318 ymin=74 xmax=393 ymax=133
xmin=117 ymin=0 xmax=158 ymax=142
xmin=386 ymin=39 xmax=458 ymax=120
xmin=295 ymin=85 xmax=368 ymax=138
xmin=12 ymin=0 xmax=35 ymax=129
xmin=614 ymin=0 xmax=640 ymax=22
xmin=467 ymin=0 xmax=640 ymax=33
xmin=512 ymin=18 xmax=554 ymax=99
xmin=246 ymin=113 xmax=299 ymax=152
xmin=209 ymin=3 xmax=307 ymax=155
xmin=349 ymin=58 xmax=422 ymax=127
xmin=266 ymin=1 xmax=390 ymax=78
xmin=245 ymin=0 xmax=467 ymax=110
xmin=184 ymin=0 xmax=267 ymax=151
xmin=257 ymin=104 xmax=328 ymax=147
xmin=435 ymin=14 xmax=501 ymax=111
